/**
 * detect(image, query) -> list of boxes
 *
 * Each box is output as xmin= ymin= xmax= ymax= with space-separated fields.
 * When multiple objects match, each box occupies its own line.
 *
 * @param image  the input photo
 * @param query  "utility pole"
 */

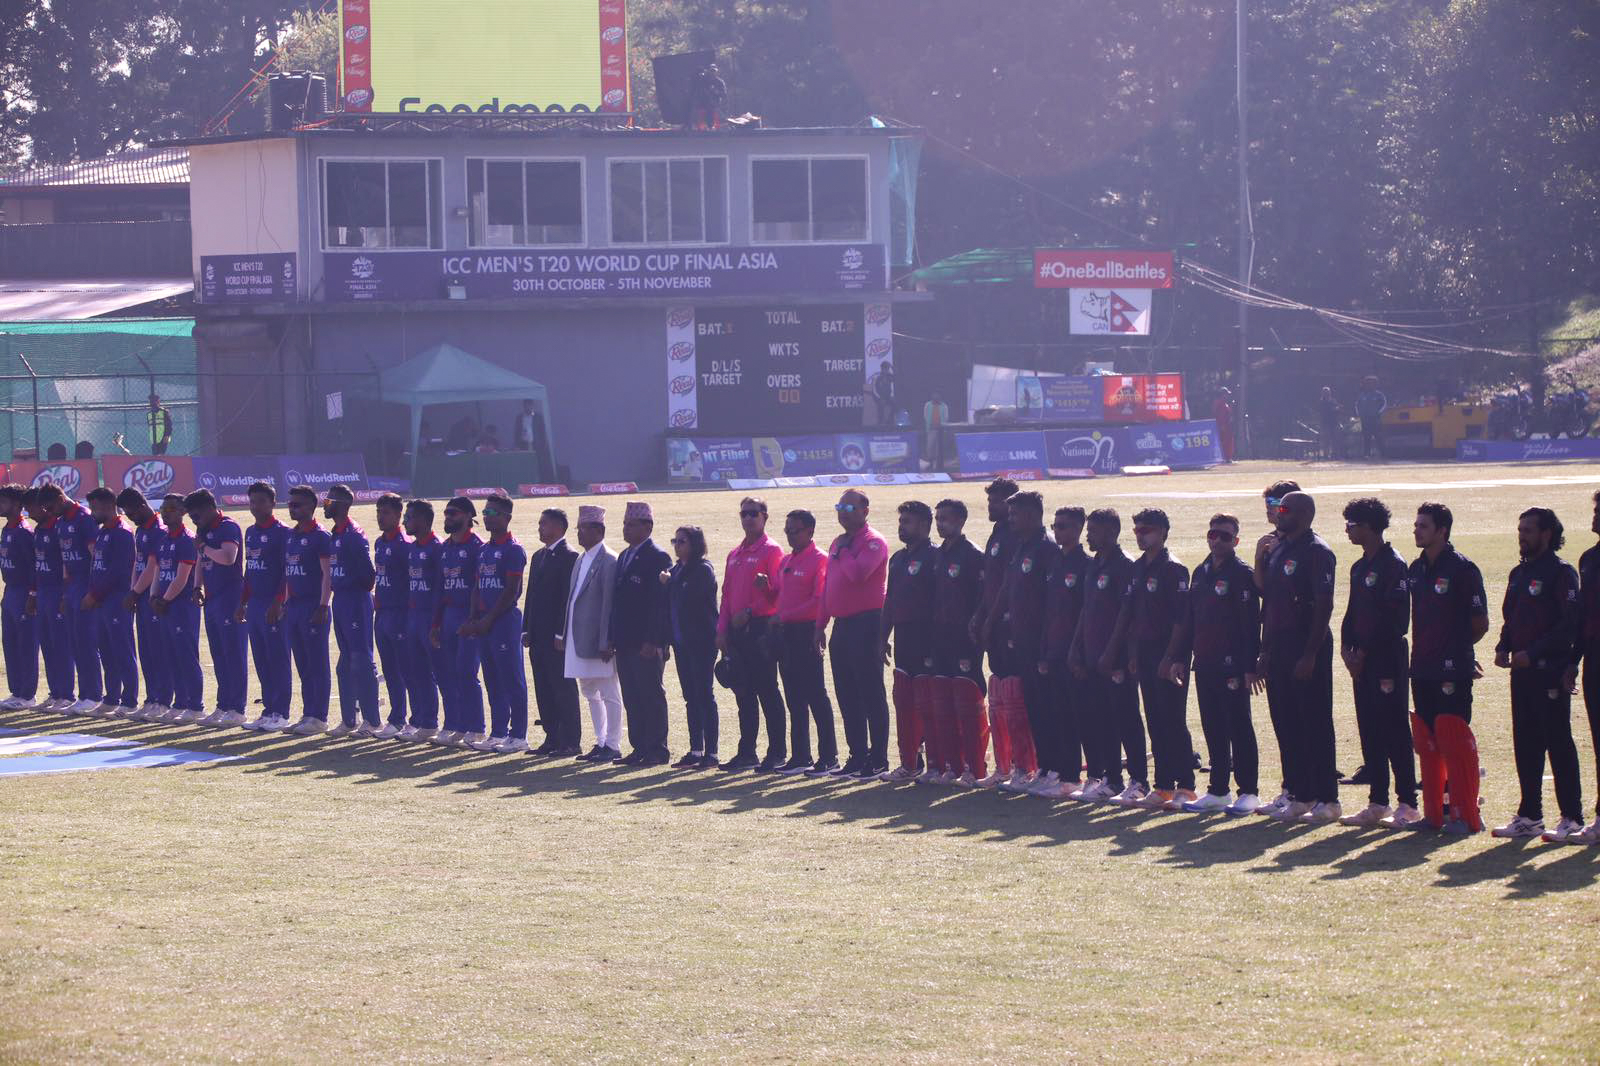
xmin=1236 ymin=0 xmax=1254 ymax=457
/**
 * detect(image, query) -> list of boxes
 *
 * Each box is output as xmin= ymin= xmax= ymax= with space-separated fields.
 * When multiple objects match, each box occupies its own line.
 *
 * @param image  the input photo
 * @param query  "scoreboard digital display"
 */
xmin=682 ymin=305 xmax=870 ymax=433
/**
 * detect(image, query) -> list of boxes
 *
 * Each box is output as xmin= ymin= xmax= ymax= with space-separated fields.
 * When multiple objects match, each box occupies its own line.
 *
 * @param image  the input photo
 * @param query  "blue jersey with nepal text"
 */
xmin=374 ymin=529 xmax=412 ymax=611
xmin=133 ymin=516 xmax=165 ymax=601
xmin=474 ymin=534 xmax=526 ymax=613
xmin=198 ymin=515 xmax=244 ymax=606
xmin=440 ymin=532 xmax=482 ymax=615
xmin=284 ymin=522 xmax=333 ymax=605
xmin=58 ymin=504 xmax=98 ymax=592
xmin=32 ymin=516 xmax=62 ymax=589
xmin=330 ymin=520 xmax=376 ymax=595
xmin=1 ymin=518 xmax=35 ymax=594
xmin=245 ymin=518 xmax=288 ymax=603
xmin=89 ymin=520 xmax=135 ymax=602
xmin=155 ymin=525 xmax=199 ymax=599
xmin=407 ymin=533 xmax=443 ymax=616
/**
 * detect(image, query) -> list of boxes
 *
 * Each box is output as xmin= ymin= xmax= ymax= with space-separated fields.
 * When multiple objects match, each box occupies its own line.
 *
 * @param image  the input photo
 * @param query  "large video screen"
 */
xmin=339 ymin=0 xmax=629 ymax=114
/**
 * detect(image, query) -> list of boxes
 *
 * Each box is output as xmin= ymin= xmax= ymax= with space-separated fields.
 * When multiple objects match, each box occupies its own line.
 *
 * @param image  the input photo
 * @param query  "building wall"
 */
xmin=188 ymin=139 xmax=302 ymax=281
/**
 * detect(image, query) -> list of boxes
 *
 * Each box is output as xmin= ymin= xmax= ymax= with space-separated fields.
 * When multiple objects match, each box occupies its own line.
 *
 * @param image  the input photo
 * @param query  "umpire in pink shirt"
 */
xmin=717 ymin=497 xmax=786 ymax=771
xmin=817 ymin=489 xmax=890 ymax=778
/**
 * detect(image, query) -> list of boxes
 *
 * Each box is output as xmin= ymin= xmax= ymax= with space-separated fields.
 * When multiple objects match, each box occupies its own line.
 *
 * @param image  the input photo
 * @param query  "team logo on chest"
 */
xmin=1364 ymin=571 xmax=1378 ymax=588
xmin=1020 ymin=558 xmax=1033 ymax=574
xmin=989 ymin=544 xmax=999 ymax=557
xmin=1096 ymin=573 xmax=1109 ymax=590
xmin=1528 ymin=579 xmax=1543 ymax=596
xmin=1214 ymin=579 xmax=1228 ymax=596
xmin=1282 ymin=559 xmax=1298 ymax=576
xmin=1145 ymin=576 xmax=1159 ymax=593
xmin=947 ymin=563 xmax=961 ymax=578
xmin=907 ymin=560 xmax=922 ymax=576
xmin=1064 ymin=572 xmax=1077 ymax=588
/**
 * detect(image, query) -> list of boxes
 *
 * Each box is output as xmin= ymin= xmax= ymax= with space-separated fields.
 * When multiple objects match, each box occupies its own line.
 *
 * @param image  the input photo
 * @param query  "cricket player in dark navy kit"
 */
xmin=432 ymin=496 xmax=485 ymax=747
xmin=1338 ymin=497 xmax=1419 ymax=828
xmin=116 ymin=488 xmax=170 ymax=719
xmin=882 ymin=500 xmax=939 ymax=782
xmin=1171 ymin=513 xmax=1261 ymax=814
xmin=323 ymin=485 xmax=381 ymax=736
xmin=237 ymin=483 xmax=292 ymax=731
xmin=1492 ymin=507 xmax=1586 ymax=842
xmin=400 ymin=499 xmax=445 ymax=740
xmin=151 ymin=493 xmax=204 ymax=722
xmin=931 ymin=498 xmax=986 ymax=784
xmin=1408 ymin=501 xmax=1489 ymax=833
xmin=49 ymin=485 xmax=104 ymax=714
xmin=463 ymin=494 xmax=529 ymax=753
xmin=283 ymin=485 xmax=334 ymax=733
xmin=1571 ymin=491 xmax=1600 ymax=844
xmin=1121 ymin=507 xmax=1196 ymax=810
xmin=1068 ymin=508 xmax=1143 ymax=804
xmin=83 ymin=487 xmax=137 ymax=715
xmin=1037 ymin=506 xmax=1088 ymax=796
xmin=186 ymin=489 xmax=248 ymax=727
xmin=1257 ymin=491 xmax=1341 ymax=824
xmin=28 ymin=488 xmax=75 ymax=711
xmin=0 ymin=484 xmax=39 ymax=709
xmin=370 ymin=493 xmax=412 ymax=738
xmin=995 ymin=491 xmax=1057 ymax=794
xmin=969 ymin=478 xmax=1019 ymax=780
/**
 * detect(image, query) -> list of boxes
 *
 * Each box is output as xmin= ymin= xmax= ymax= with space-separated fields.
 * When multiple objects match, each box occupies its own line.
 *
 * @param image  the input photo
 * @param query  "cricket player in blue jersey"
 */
xmin=42 ymin=484 xmax=104 ymax=714
xmin=29 ymin=487 xmax=74 ymax=710
xmin=400 ymin=498 xmax=445 ymax=740
xmin=370 ymin=493 xmax=412 ymax=738
xmin=0 ymin=484 xmax=39 ymax=709
xmin=323 ymin=484 xmax=381 ymax=736
xmin=116 ymin=488 xmax=171 ymax=719
xmin=84 ymin=487 xmax=137 ymax=714
xmin=184 ymin=489 xmax=248 ymax=726
xmin=151 ymin=493 xmax=203 ymax=721
xmin=431 ymin=496 xmax=485 ymax=747
xmin=238 ymin=482 xmax=293 ymax=731
xmin=283 ymin=485 xmax=334 ymax=734
xmin=461 ymin=494 xmax=528 ymax=752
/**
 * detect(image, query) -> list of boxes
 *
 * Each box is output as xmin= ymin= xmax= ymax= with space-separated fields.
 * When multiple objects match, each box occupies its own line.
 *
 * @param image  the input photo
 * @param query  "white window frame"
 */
xmin=605 ymin=155 xmax=731 ymax=247
xmin=319 ymin=156 xmax=444 ymax=252
xmin=748 ymin=154 xmax=872 ymax=245
xmin=465 ymin=156 xmax=588 ymax=249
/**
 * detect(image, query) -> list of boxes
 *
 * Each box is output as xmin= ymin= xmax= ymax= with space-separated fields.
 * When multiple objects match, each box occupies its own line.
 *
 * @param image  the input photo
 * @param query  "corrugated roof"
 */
xmin=0 ymin=278 xmax=194 ymax=321
xmin=0 ymin=146 xmax=190 ymax=189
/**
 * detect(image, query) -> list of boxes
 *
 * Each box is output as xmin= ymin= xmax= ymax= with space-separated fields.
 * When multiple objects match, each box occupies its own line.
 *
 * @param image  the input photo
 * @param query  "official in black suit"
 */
xmin=609 ymin=500 xmax=673 ymax=765
xmin=521 ymin=507 xmax=581 ymax=754
xmin=666 ymin=525 xmax=720 ymax=768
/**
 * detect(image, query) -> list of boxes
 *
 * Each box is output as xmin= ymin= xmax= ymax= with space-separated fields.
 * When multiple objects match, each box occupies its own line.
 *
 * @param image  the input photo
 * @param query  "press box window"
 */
xmin=467 ymin=159 xmax=584 ymax=247
xmin=609 ymin=158 xmax=728 ymax=245
xmin=752 ymin=157 xmax=867 ymax=242
xmin=321 ymin=159 xmax=442 ymax=250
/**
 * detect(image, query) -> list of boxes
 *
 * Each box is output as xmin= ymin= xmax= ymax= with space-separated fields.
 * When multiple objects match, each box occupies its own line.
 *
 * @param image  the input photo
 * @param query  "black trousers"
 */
xmin=1084 ymin=669 xmax=1145 ymax=790
xmin=1194 ymin=669 xmax=1258 ymax=796
xmin=830 ymin=609 xmax=889 ymax=766
xmin=673 ymin=641 xmax=719 ymax=755
xmin=1510 ymin=667 xmax=1584 ymax=823
xmin=1585 ymin=660 xmax=1600 ymax=816
xmin=729 ymin=617 xmax=785 ymax=761
xmin=616 ymin=648 xmax=670 ymax=760
xmin=1044 ymin=656 xmax=1083 ymax=779
xmin=1138 ymin=640 xmax=1194 ymax=791
xmin=1360 ymin=416 xmax=1383 ymax=457
xmin=1264 ymin=638 xmax=1338 ymax=804
xmin=934 ymin=624 xmax=985 ymax=692
xmin=528 ymin=637 xmax=580 ymax=748
xmin=1353 ymin=662 xmax=1416 ymax=808
xmin=1411 ymin=677 xmax=1472 ymax=726
xmin=778 ymin=621 xmax=836 ymax=763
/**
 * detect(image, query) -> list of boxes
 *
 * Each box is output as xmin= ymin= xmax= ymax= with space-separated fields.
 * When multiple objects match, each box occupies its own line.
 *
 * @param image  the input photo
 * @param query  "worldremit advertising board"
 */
xmin=340 ymin=0 xmax=629 ymax=114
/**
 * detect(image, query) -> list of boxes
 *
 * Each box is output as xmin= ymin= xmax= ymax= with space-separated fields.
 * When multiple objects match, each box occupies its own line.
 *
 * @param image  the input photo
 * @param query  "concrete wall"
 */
xmin=188 ymin=139 xmax=302 ymax=282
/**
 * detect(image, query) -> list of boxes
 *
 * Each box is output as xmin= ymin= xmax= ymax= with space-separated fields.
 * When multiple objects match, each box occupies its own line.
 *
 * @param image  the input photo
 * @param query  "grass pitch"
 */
xmin=3 ymin=458 xmax=1600 ymax=1063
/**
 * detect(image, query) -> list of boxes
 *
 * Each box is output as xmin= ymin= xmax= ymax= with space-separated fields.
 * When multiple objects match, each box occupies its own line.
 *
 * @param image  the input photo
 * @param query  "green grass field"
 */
xmin=3 ymin=458 xmax=1600 ymax=1063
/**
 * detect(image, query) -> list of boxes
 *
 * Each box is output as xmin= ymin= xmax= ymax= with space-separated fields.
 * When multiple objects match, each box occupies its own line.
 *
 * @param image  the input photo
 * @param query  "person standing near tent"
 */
xmin=148 ymin=394 xmax=173 ymax=456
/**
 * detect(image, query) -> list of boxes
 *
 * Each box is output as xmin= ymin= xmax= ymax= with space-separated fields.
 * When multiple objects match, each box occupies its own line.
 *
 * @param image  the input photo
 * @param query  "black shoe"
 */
xmin=638 ymin=753 xmax=671 ymax=767
xmin=778 ymin=757 xmax=812 ymax=775
xmin=673 ymin=752 xmax=702 ymax=769
xmin=806 ymin=758 xmax=840 ymax=777
xmin=852 ymin=762 xmax=881 ymax=780
xmin=552 ymin=745 xmax=582 ymax=757
xmin=600 ymin=746 xmax=622 ymax=763
xmin=720 ymin=753 xmax=759 ymax=772
xmin=614 ymin=751 xmax=643 ymax=766
xmin=1341 ymin=764 xmax=1372 ymax=786
xmin=530 ymin=742 xmax=557 ymax=757
xmin=754 ymin=756 xmax=784 ymax=774
xmin=577 ymin=745 xmax=604 ymax=761
xmin=698 ymin=754 xmax=721 ymax=769
xmin=830 ymin=758 xmax=863 ymax=777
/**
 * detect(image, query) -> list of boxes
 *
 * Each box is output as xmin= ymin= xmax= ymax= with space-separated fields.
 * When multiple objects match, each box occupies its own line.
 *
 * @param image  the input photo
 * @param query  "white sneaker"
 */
xmin=1276 ymin=800 xmax=1312 ymax=822
xmin=1256 ymin=791 xmax=1291 ymax=817
xmin=290 ymin=717 xmax=327 ymax=735
xmin=1381 ymin=803 xmax=1424 ymax=829
xmin=880 ymin=764 xmax=919 ymax=782
xmin=69 ymin=698 xmax=102 ymax=714
xmin=914 ymin=766 xmax=940 ymax=784
xmin=370 ymin=722 xmax=403 ymax=740
xmin=974 ymin=769 xmax=1008 ymax=789
xmin=1339 ymin=802 xmax=1391 ymax=827
xmin=496 ymin=736 xmax=531 ymax=754
xmin=1542 ymin=817 xmax=1586 ymax=844
xmin=1491 ymin=815 xmax=1545 ymax=839
xmin=410 ymin=727 xmax=439 ymax=742
xmin=137 ymin=703 xmax=166 ymax=721
xmin=257 ymin=714 xmax=292 ymax=732
xmin=179 ymin=708 xmax=206 ymax=723
xmin=1026 ymin=770 xmax=1061 ymax=796
xmin=218 ymin=710 xmax=248 ymax=727
xmin=1572 ymin=818 xmax=1600 ymax=845
xmin=998 ymin=769 xmax=1035 ymax=793
xmin=326 ymin=721 xmax=357 ymax=738
xmin=1112 ymin=782 xmax=1148 ymax=807
xmin=198 ymin=710 xmax=228 ymax=727
xmin=1184 ymin=791 xmax=1232 ymax=813
xmin=1225 ymin=793 xmax=1261 ymax=816
xmin=955 ymin=771 xmax=978 ymax=788
xmin=462 ymin=732 xmax=491 ymax=750
xmin=1300 ymin=801 xmax=1342 ymax=824
xmin=116 ymin=704 xmax=143 ymax=718
xmin=1066 ymin=777 xmax=1100 ymax=801
xmin=431 ymin=730 xmax=463 ymax=746
xmin=1077 ymin=780 xmax=1118 ymax=803
xmin=0 ymin=696 xmax=21 ymax=709
xmin=90 ymin=701 xmax=117 ymax=717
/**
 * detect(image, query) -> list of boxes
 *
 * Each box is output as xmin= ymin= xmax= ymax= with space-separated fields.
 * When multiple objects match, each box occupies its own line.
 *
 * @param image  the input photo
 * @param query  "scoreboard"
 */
xmin=667 ymin=304 xmax=891 ymax=433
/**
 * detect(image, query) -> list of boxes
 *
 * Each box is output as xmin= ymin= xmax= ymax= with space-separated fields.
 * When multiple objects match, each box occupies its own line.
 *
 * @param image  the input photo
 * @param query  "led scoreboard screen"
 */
xmin=691 ymin=305 xmax=869 ymax=433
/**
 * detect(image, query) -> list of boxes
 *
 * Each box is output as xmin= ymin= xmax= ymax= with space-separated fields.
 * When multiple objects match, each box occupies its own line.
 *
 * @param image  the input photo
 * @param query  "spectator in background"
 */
xmin=514 ymin=400 xmax=539 ymax=452
xmin=873 ymin=365 xmax=896 ymax=426
xmin=1318 ymin=387 xmax=1343 ymax=459
xmin=1213 ymin=387 xmax=1236 ymax=463
xmin=446 ymin=415 xmax=478 ymax=454
xmin=148 ymin=394 xmax=173 ymax=456
xmin=1356 ymin=376 xmax=1388 ymax=458
xmin=922 ymin=391 xmax=950 ymax=471
xmin=476 ymin=425 xmax=501 ymax=454
xmin=46 ymin=443 xmax=67 ymax=460
xmin=74 ymin=441 xmax=94 ymax=460
xmin=689 ymin=63 xmax=727 ymax=130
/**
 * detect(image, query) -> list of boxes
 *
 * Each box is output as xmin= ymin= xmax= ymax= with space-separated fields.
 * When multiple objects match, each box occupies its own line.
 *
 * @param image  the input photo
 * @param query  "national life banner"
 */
xmin=1069 ymin=289 xmax=1153 ymax=335
xmin=666 ymin=432 xmax=918 ymax=484
xmin=325 ymin=244 xmax=887 ymax=303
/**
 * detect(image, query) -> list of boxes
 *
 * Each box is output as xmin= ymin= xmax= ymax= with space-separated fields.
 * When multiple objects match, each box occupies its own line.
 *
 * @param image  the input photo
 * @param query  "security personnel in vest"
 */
xmin=148 ymin=394 xmax=173 ymax=456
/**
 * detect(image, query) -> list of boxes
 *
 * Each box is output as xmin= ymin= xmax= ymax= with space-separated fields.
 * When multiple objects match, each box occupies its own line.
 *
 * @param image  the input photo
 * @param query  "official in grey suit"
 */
xmin=561 ymin=504 xmax=622 ymax=762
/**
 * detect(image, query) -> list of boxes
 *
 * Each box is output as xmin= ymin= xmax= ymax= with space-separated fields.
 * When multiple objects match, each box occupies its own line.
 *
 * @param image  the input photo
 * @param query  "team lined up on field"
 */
xmin=0 ymin=476 xmax=1595 ymax=846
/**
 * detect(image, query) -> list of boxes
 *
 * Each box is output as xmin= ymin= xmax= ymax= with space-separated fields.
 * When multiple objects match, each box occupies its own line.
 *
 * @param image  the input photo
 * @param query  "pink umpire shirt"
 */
xmin=819 ymin=524 xmax=888 ymax=627
xmin=718 ymin=532 xmax=783 ymax=637
xmin=775 ymin=541 xmax=828 ymax=624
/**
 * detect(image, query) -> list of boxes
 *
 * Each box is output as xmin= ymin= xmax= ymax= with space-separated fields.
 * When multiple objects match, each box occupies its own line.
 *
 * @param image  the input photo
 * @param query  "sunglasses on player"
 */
xmin=1207 ymin=530 xmax=1236 ymax=542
